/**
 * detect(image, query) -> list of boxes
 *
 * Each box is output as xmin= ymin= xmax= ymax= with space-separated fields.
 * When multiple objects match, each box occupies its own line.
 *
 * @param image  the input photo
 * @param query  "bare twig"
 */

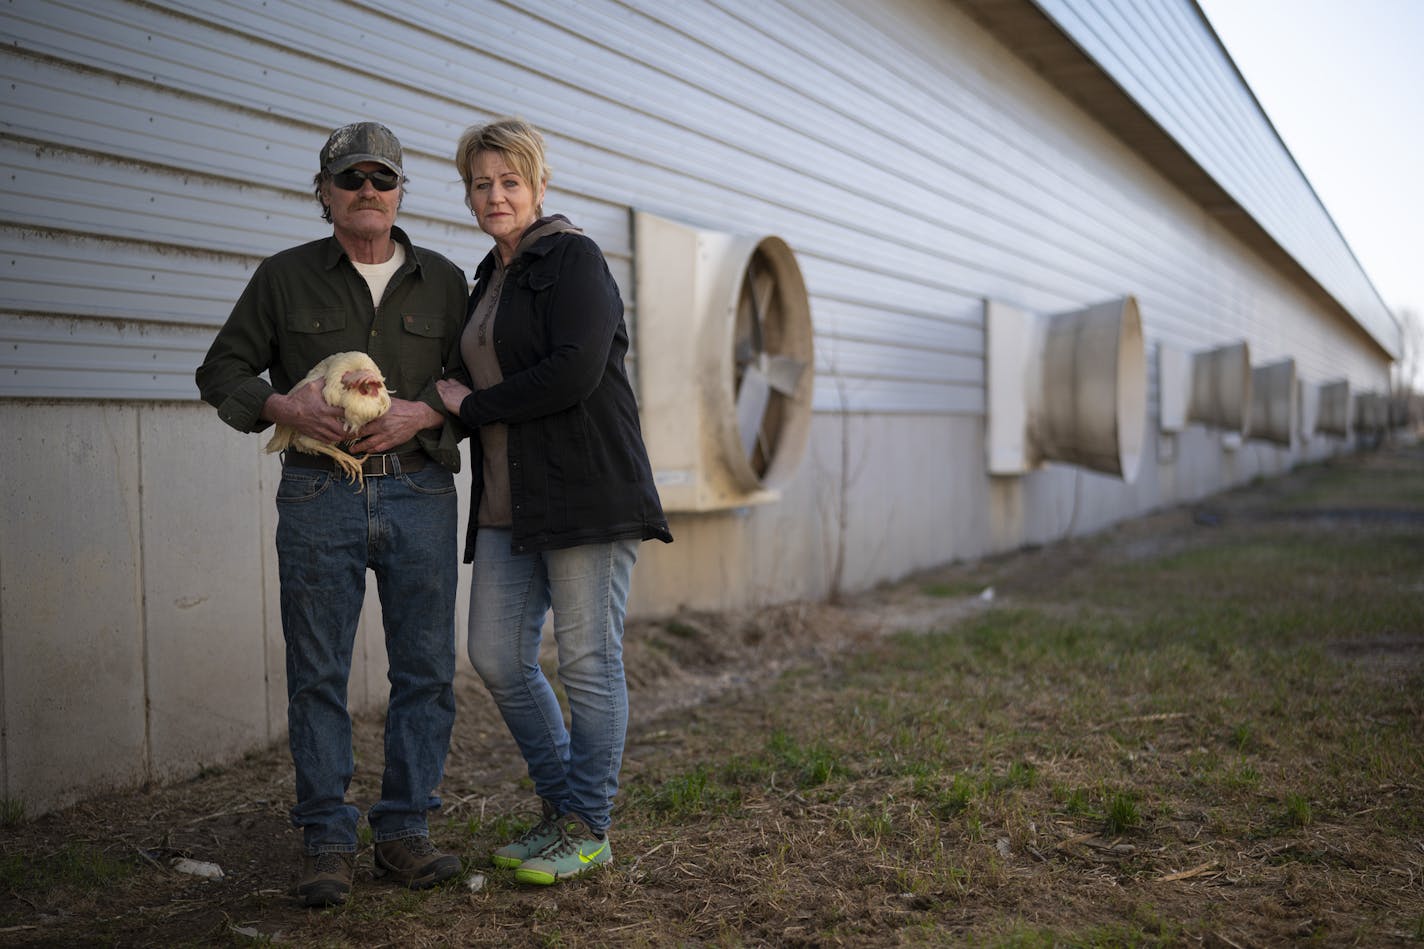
xmin=1090 ymin=712 xmax=1190 ymax=732
xmin=5 ymin=890 xmax=41 ymax=913
xmin=133 ymin=848 xmax=166 ymax=872
xmin=1158 ymin=860 xmax=1218 ymax=882
xmin=1054 ymin=832 xmax=1098 ymax=850
xmin=182 ymin=803 xmax=261 ymax=826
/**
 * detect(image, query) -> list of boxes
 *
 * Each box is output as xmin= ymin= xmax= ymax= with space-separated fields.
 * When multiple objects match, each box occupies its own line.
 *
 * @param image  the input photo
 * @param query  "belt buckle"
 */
xmin=365 ymin=453 xmax=392 ymax=477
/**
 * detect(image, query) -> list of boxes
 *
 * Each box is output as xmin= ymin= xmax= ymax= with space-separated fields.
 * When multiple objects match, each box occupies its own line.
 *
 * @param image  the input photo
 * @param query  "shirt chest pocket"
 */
xmin=518 ymin=268 xmax=558 ymax=292
xmin=513 ymin=265 xmax=559 ymax=346
xmin=286 ymin=307 xmax=347 ymax=335
xmin=283 ymin=307 xmax=348 ymax=371
xmin=401 ymin=312 xmax=446 ymax=338
xmin=397 ymin=311 xmax=449 ymax=380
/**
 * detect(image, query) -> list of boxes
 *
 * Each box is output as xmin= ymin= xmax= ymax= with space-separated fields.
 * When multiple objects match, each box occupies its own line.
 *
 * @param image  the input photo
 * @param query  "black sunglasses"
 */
xmin=331 ymin=168 xmax=400 ymax=192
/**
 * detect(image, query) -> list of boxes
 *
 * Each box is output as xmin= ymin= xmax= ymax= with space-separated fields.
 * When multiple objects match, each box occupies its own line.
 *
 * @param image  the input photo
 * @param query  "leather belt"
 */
xmin=282 ymin=449 xmax=428 ymax=477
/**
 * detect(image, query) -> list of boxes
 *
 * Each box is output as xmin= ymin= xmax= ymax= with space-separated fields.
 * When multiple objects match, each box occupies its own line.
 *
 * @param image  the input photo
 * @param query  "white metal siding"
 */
xmin=2 ymin=0 xmax=1392 ymax=409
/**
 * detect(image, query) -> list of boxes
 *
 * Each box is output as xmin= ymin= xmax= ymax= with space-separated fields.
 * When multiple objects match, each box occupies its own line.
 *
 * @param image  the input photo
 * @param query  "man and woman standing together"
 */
xmin=196 ymin=117 xmax=672 ymax=907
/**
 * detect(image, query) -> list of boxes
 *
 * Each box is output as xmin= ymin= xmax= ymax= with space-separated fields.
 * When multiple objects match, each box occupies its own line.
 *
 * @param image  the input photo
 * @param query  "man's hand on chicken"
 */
xmin=267 ymin=375 xmax=349 ymax=443
xmin=349 ymin=397 xmax=444 ymax=454
xmin=263 ymin=351 xmax=437 ymax=485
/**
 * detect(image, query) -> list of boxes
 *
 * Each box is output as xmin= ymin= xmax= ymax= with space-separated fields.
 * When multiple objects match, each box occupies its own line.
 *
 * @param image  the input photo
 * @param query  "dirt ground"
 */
xmin=3 ymin=444 xmax=1421 ymax=947
xmin=1 ymin=583 xmax=996 ymax=947
xmin=1 ymin=525 xmax=1000 ymax=947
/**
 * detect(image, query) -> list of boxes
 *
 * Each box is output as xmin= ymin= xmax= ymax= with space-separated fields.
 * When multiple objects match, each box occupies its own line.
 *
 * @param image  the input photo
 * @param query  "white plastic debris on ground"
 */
xmin=170 ymin=857 xmax=224 ymax=880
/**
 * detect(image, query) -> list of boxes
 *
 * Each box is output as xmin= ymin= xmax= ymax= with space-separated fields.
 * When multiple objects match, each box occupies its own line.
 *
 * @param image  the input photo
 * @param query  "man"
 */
xmin=196 ymin=122 xmax=468 ymax=906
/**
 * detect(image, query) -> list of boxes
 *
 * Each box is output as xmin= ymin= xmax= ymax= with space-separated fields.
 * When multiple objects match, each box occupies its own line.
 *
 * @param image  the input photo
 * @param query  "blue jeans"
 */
xmin=468 ymin=530 xmax=638 ymax=834
xmin=275 ymin=459 xmax=458 ymax=854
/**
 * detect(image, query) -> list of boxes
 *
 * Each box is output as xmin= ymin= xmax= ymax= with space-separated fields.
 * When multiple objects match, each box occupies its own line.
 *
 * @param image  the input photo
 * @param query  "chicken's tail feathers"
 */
xmin=276 ymin=437 xmax=368 ymax=488
xmin=264 ymin=426 xmax=294 ymax=454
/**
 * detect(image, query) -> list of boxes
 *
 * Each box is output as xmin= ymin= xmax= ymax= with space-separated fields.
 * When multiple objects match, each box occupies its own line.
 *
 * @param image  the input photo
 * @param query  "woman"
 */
xmin=437 ymin=117 xmax=672 ymax=885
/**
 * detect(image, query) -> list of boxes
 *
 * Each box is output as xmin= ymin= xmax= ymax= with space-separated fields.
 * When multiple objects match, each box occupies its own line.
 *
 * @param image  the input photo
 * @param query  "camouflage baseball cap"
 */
xmin=320 ymin=121 xmax=403 ymax=176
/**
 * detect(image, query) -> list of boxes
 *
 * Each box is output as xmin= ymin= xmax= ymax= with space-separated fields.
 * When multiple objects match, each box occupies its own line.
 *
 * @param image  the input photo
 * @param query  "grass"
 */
xmin=608 ymin=451 xmax=1424 ymax=945
xmin=920 ymin=579 xmax=989 ymax=598
xmin=0 ymin=841 xmax=133 ymax=892
xmin=1102 ymin=789 xmax=1141 ymax=835
xmin=2 ymin=448 xmax=1421 ymax=946
xmin=636 ymin=764 xmax=732 ymax=817
xmin=662 ymin=619 xmax=701 ymax=639
xmin=1282 ymin=792 xmax=1313 ymax=828
xmin=766 ymin=729 xmax=838 ymax=788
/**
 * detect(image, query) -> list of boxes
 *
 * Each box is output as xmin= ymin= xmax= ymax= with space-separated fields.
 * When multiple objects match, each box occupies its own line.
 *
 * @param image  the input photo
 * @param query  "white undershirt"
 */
xmin=350 ymin=242 xmax=406 ymax=308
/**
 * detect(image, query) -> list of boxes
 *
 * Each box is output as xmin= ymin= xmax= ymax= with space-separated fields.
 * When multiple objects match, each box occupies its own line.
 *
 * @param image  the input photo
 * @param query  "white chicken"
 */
xmin=264 ymin=351 xmax=392 ymax=485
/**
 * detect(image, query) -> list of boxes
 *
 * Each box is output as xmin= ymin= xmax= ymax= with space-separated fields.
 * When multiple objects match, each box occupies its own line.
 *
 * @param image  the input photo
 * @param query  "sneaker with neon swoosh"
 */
xmin=514 ymin=816 xmax=612 ymax=885
xmin=491 ymin=799 xmax=562 ymax=869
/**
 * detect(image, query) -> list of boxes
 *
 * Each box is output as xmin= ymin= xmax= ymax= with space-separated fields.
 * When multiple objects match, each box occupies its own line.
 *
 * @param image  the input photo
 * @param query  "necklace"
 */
xmin=477 ymin=306 xmax=493 ymax=346
xmin=476 ymin=270 xmax=504 ymax=346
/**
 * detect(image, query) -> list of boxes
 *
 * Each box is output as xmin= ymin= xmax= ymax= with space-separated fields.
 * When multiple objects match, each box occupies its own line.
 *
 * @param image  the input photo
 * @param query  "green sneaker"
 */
xmin=491 ymin=800 xmax=562 ymax=869
xmin=514 ymin=816 xmax=611 ymax=885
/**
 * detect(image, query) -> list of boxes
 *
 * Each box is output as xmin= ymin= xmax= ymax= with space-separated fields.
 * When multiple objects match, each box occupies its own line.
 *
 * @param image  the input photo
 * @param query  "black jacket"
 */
xmin=454 ymin=228 xmax=672 ymax=558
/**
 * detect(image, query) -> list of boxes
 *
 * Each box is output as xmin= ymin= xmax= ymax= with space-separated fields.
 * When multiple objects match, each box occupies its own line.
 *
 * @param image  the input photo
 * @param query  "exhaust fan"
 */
xmin=986 ymin=296 xmax=1146 ymax=482
xmin=633 ymin=211 xmax=814 ymax=511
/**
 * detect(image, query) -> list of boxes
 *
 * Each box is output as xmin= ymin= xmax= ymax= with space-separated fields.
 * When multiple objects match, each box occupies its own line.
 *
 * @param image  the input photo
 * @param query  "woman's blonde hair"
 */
xmin=454 ymin=117 xmax=550 ymax=214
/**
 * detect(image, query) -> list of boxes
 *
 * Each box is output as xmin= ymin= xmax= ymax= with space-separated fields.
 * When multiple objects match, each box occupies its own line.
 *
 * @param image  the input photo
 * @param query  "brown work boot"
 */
xmin=295 ymin=851 xmax=355 ymax=907
xmin=373 ymin=836 xmax=461 ymax=889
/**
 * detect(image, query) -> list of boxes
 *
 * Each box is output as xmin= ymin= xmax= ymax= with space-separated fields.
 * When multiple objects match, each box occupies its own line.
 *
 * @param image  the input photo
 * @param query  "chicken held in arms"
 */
xmin=264 ymin=351 xmax=392 ymax=484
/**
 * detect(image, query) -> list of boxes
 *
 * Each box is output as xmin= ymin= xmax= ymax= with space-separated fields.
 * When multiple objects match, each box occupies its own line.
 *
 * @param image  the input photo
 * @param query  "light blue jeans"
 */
xmin=275 ymin=460 xmax=458 ymax=854
xmin=468 ymin=529 xmax=639 ymax=834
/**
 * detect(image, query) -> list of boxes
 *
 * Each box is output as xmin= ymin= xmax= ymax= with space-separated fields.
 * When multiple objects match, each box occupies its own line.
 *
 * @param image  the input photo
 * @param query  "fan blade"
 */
xmin=734 ymin=335 xmax=757 ymax=369
xmin=751 ymin=268 xmax=775 ymax=328
xmin=762 ymin=354 xmax=806 ymax=395
xmin=735 ymin=364 xmax=772 ymax=458
xmin=744 ymin=256 xmax=767 ymax=353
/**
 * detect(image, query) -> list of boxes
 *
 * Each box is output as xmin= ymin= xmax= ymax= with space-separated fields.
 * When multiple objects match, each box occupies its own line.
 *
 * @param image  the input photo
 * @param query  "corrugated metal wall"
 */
xmin=0 ymin=0 xmax=1393 ymax=814
xmin=3 ymin=0 xmax=1392 ymax=407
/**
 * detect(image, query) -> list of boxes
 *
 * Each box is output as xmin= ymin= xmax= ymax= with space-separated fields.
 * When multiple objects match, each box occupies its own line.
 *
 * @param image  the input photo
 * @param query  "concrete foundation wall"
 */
xmin=3 ymin=406 xmax=148 ymax=810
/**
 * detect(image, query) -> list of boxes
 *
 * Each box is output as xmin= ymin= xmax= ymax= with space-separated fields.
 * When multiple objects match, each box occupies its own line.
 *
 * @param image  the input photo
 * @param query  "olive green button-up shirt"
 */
xmin=196 ymin=225 xmax=469 ymax=471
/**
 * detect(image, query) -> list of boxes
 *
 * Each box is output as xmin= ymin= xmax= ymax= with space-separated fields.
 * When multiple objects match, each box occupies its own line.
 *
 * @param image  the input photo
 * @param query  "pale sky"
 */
xmin=1195 ymin=0 xmax=1424 ymax=385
